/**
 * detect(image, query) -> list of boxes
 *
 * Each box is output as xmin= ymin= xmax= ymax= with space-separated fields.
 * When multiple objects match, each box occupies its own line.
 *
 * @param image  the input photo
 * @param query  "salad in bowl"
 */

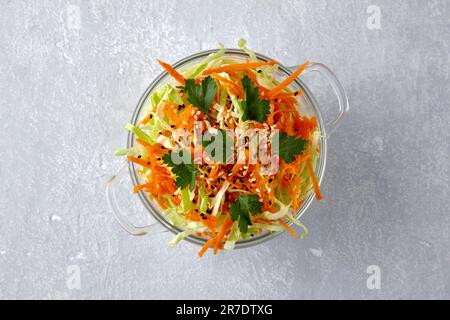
xmin=113 ymin=40 xmax=346 ymax=256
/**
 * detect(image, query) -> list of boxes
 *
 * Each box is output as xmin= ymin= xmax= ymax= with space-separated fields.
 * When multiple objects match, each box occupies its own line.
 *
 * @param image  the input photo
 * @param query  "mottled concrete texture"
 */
xmin=1 ymin=0 xmax=449 ymax=299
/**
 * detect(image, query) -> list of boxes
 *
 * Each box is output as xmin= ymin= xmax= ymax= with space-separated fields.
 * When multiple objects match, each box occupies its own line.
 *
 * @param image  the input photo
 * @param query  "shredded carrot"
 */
xmin=202 ymin=215 xmax=218 ymax=231
xmin=306 ymin=158 xmax=323 ymax=200
xmin=243 ymin=69 xmax=258 ymax=84
xmin=210 ymin=73 xmax=244 ymax=97
xmin=157 ymin=59 xmax=185 ymax=86
xmin=203 ymin=61 xmax=278 ymax=75
xmin=227 ymin=163 xmax=243 ymax=181
xmin=213 ymin=217 xmax=233 ymax=254
xmin=279 ymin=219 xmax=298 ymax=238
xmin=128 ymin=156 xmax=151 ymax=169
xmin=209 ymin=164 xmax=220 ymax=179
xmin=198 ymin=238 xmax=215 ymax=257
xmin=269 ymin=61 xmax=309 ymax=97
xmin=139 ymin=113 xmax=151 ymax=125
xmin=253 ymin=217 xmax=271 ymax=224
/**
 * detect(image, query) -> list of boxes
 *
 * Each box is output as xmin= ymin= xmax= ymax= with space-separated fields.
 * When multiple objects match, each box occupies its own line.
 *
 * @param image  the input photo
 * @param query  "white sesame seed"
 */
xmin=255 ymin=188 xmax=260 ymax=193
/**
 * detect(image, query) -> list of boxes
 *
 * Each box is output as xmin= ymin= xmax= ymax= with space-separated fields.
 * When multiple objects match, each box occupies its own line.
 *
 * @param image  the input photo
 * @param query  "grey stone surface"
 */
xmin=1 ymin=0 xmax=449 ymax=299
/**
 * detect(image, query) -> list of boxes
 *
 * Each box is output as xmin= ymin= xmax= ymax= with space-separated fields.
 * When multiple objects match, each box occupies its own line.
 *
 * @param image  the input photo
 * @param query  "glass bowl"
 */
xmin=107 ymin=48 xmax=349 ymax=249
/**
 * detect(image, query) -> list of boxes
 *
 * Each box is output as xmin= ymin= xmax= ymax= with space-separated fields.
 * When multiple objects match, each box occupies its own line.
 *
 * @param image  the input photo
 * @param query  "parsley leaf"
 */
xmin=182 ymin=76 xmax=217 ymax=114
xmin=240 ymin=75 xmax=270 ymax=122
xmin=202 ymin=129 xmax=234 ymax=163
xmin=162 ymin=150 xmax=197 ymax=191
xmin=230 ymin=194 xmax=263 ymax=234
xmin=272 ymin=131 xmax=308 ymax=164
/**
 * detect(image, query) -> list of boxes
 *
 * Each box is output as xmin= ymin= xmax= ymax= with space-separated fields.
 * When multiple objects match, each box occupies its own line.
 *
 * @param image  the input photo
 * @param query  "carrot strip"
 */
xmin=213 ymin=217 xmax=233 ymax=254
xmin=269 ymin=61 xmax=309 ymax=98
xmin=210 ymin=73 xmax=243 ymax=97
xmin=243 ymin=69 xmax=258 ymax=84
xmin=227 ymin=163 xmax=243 ymax=181
xmin=209 ymin=164 xmax=220 ymax=179
xmin=127 ymin=156 xmax=151 ymax=169
xmin=198 ymin=238 xmax=215 ymax=257
xmin=253 ymin=217 xmax=272 ymax=224
xmin=139 ymin=113 xmax=151 ymax=125
xmin=157 ymin=59 xmax=185 ymax=86
xmin=279 ymin=219 xmax=298 ymax=238
xmin=306 ymin=158 xmax=323 ymax=200
xmin=204 ymin=61 xmax=277 ymax=75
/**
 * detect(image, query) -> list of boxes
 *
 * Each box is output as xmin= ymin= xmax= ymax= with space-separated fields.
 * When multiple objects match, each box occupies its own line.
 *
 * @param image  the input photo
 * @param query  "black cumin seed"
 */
xmin=157 ymin=158 xmax=161 ymax=161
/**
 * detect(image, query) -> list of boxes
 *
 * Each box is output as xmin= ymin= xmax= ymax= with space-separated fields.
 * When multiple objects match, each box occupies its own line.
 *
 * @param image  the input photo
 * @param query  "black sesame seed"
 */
xmin=269 ymin=178 xmax=273 ymax=183
xmin=251 ymin=234 xmax=254 ymax=236
xmin=149 ymin=114 xmax=153 ymax=119
xmin=157 ymin=158 xmax=161 ymax=161
xmin=138 ymin=155 xmax=142 ymax=159
xmin=257 ymin=70 xmax=262 ymax=73
xmin=294 ymin=91 xmax=299 ymax=96
xmin=147 ymin=161 xmax=150 ymax=165
xmin=171 ymin=125 xmax=175 ymax=128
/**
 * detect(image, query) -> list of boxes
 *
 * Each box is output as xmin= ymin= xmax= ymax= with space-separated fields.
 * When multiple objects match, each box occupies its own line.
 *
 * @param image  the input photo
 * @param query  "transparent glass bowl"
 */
xmin=107 ymin=49 xmax=349 ymax=249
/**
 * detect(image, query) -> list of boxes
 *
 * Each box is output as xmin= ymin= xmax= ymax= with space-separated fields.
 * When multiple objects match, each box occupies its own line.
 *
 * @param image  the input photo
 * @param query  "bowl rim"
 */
xmin=126 ymin=48 xmax=327 ymax=248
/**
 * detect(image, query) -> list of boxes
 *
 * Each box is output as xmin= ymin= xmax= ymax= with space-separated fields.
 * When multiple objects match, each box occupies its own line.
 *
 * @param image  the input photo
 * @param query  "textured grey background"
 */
xmin=1 ymin=0 xmax=449 ymax=299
